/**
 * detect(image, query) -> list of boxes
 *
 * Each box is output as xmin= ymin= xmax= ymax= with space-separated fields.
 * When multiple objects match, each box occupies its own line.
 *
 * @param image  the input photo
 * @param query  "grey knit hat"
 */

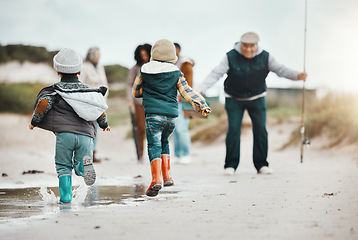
xmin=240 ymin=32 xmax=260 ymax=44
xmin=53 ymin=48 xmax=83 ymax=74
xmin=150 ymin=39 xmax=178 ymax=64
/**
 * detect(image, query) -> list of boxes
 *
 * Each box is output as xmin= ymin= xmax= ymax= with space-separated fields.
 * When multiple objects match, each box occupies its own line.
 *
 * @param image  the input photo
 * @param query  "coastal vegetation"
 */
xmin=0 ymin=44 xmax=356 ymax=147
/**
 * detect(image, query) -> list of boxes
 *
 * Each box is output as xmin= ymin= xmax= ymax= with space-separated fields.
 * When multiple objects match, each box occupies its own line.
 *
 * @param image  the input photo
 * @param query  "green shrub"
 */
xmin=0 ymin=45 xmax=8 ymax=63
xmin=2 ymin=44 xmax=53 ymax=64
xmin=104 ymin=64 xmax=129 ymax=84
xmin=108 ymin=88 xmax=126 ymax=98
xmin=0 ymin=83 xmax=48 ymax=114
xmin=106 ymin=97 xmax=130 ymax=126
xmin=284 ymin=93 xmax=358 ymax=147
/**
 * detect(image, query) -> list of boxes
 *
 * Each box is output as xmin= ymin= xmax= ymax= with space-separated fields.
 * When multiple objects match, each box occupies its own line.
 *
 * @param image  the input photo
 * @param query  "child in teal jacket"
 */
xmin=132 ymin=39 xmax=211 ymax=197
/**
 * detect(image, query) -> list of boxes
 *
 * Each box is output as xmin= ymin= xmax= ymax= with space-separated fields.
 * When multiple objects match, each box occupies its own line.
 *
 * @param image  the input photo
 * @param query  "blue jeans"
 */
xmin=55 ymin=132 xmax=93 ymax=177
xmin=173 ymin=103 xmax=190 ymax=158
xmin=145 ymin=114 xmax=176 ymax=162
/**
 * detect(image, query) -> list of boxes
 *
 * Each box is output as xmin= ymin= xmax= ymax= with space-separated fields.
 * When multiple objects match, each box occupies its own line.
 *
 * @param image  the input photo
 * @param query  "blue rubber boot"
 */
xmin=59 ymin=175 xmax=72 ymax=203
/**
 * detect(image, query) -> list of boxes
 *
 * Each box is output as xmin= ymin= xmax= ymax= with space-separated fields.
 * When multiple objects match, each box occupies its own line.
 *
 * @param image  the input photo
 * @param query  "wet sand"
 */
xmin=0 ymin=113 xmax=358 ymax=240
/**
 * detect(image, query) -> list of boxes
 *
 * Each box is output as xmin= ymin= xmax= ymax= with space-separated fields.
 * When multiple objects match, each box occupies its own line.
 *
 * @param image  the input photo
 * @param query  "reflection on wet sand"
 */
xmin=0 ymin=184 xmax=178 ymax=221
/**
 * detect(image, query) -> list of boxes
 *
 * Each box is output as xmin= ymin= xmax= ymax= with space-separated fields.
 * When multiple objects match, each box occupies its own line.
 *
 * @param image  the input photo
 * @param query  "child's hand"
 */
xmin=103 ymin=126 xmax=111 ymax=132
xmin=201 ymin=108 xmax=211 ymax=117
xmin=29 ymin=124 xmax=35 ymax=130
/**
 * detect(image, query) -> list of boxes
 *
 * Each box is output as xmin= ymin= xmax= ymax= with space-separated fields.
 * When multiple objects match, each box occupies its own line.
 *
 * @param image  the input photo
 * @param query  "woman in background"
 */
xmin=81 ymin=47 xmax=109 ymax=163
xmin=126 ymin=44 xmax=152 ymax=163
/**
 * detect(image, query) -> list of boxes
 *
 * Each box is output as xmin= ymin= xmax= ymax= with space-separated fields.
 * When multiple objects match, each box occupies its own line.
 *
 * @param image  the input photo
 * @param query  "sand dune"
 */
xmin=0 ymin=61 xmax=58 ymax=84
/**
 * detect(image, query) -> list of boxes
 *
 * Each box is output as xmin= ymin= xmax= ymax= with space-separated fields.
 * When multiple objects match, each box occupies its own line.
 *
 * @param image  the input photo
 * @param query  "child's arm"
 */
xmin=177 ymin=75 xmax=211 ymax=117
xmin=29 ymin=95 xmax=55 ymax=130
xmin=132 ymin=73 xmax=143 ymax=98
xmin=97 ymin=112 xmax=110 ymax=131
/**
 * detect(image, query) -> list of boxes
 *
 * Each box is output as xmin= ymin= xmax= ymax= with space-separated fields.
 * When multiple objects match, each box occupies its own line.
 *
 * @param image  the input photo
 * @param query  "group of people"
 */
xmin=29 ymin=32 xmax=307 ymax=203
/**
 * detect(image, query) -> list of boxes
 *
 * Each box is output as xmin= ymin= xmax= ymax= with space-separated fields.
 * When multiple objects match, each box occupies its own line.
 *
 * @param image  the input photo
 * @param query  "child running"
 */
xmin=29 ymin=48 xmax=110 ymax=203
xmin=132 ymin=39 xmax=211 ymax=197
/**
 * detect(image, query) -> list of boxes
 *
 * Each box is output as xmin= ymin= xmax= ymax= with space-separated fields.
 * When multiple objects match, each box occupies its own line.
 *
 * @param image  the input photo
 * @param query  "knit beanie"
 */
xmin=53 ymin=48 xmax=83 ymax=74
xmin=150 ymin=39 xmax=178 ymax=64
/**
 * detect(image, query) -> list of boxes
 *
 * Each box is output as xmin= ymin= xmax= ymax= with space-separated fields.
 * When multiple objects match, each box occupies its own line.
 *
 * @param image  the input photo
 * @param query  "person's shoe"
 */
xmin=59 ymin=175 xmax=72 ymax=203
xmin=224 ymin=167 xmax=235 ymax=176
xmin=179 ymin=155 xmax=191 ymax=165
xmin=258 ymin=166 xmax=273 ymax=174
xmin=146 ymin=159 xmax=162 ymax=197
xmin=93 ymin=151 xmax=101 ymax=163
xmin=83 ymin=156 xmax=96 ymax=186
xmin=162 ymin=155 xmax=174 ymax=187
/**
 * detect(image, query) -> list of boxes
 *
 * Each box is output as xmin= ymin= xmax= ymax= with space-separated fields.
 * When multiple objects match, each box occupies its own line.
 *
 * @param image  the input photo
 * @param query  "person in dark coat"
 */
xmin=199 ymin=32 xmax=307 ymax=175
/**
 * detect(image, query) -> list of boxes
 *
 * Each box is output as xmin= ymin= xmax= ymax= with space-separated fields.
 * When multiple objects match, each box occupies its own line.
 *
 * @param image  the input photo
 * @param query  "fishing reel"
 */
xmin=300 ymin=127 xmax=310 ymax=163
xmin=302 ymin=137 xmax=310 ymax=146
xmin=300 ymin=126 xmax=310 ymax=146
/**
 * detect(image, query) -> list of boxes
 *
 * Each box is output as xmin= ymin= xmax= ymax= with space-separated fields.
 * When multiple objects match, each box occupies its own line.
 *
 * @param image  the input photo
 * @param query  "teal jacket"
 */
xmin=199 ymin=42 xmax=300 ymax=98
xmin=140 ymin=61 xmax=181 ymax=117
xmin=224 ymin=49 xmax=269 ymax=98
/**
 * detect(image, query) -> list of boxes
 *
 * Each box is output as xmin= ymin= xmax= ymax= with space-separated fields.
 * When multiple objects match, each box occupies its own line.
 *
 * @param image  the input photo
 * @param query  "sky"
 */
xmin=1 ymin=0 xmax=358 ymax=94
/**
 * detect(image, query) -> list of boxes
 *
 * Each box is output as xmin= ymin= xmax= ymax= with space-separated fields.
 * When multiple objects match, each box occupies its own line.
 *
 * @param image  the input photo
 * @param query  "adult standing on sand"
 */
xmin=172 ymin=42 xmax=195 ymax=165
xmin=81 ymin=47 xmax=109 ymax=163
xmin=199 ymin=32 xmax=307 ymax=175
xmin=126 ymin=44 xmax=152 ymax=163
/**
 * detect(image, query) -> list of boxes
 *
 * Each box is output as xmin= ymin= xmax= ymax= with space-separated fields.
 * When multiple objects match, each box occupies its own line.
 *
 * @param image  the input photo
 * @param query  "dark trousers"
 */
xmin=224 ymin=97 xmax=268 ymax=171
xmin=134 ymin=104 xmax=146 ymax=159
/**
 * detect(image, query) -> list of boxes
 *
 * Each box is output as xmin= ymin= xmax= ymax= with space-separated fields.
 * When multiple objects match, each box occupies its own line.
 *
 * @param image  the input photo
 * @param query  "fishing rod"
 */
xmin=300 ymin=0 xmax=310 ymax=163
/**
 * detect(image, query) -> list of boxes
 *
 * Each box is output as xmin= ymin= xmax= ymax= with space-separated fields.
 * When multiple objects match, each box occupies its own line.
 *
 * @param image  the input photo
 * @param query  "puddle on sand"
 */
xmin=0 ymin=184 xmax=178 ymax=221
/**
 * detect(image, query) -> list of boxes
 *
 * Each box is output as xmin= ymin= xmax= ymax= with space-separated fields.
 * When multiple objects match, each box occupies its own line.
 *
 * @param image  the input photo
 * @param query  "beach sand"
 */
xmin=0 ymin=113 xmax=357 ymax=240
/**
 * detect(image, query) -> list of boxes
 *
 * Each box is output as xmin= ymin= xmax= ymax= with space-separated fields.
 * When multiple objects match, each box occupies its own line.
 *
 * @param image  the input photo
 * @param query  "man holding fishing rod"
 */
xmin=199 ymin=32 xmax=307 ymax=175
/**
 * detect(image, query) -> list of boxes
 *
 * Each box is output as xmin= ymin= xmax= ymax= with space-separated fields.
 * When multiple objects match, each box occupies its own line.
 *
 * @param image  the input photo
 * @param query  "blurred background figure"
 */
xmin=126 ymin=43 xmax=152 ymax=163
xmin=172 ymin=43 xmax=195 ymax=164
xmin=81 ymin=47 xmax=109 ymax=163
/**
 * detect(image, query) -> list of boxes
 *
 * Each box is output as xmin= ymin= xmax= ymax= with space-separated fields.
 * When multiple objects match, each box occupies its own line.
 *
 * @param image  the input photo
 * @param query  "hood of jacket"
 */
xmin=141 ymin=60 xmax=180 ymax=74
xmin=54 ymin=84 xmax=108 ymax=121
